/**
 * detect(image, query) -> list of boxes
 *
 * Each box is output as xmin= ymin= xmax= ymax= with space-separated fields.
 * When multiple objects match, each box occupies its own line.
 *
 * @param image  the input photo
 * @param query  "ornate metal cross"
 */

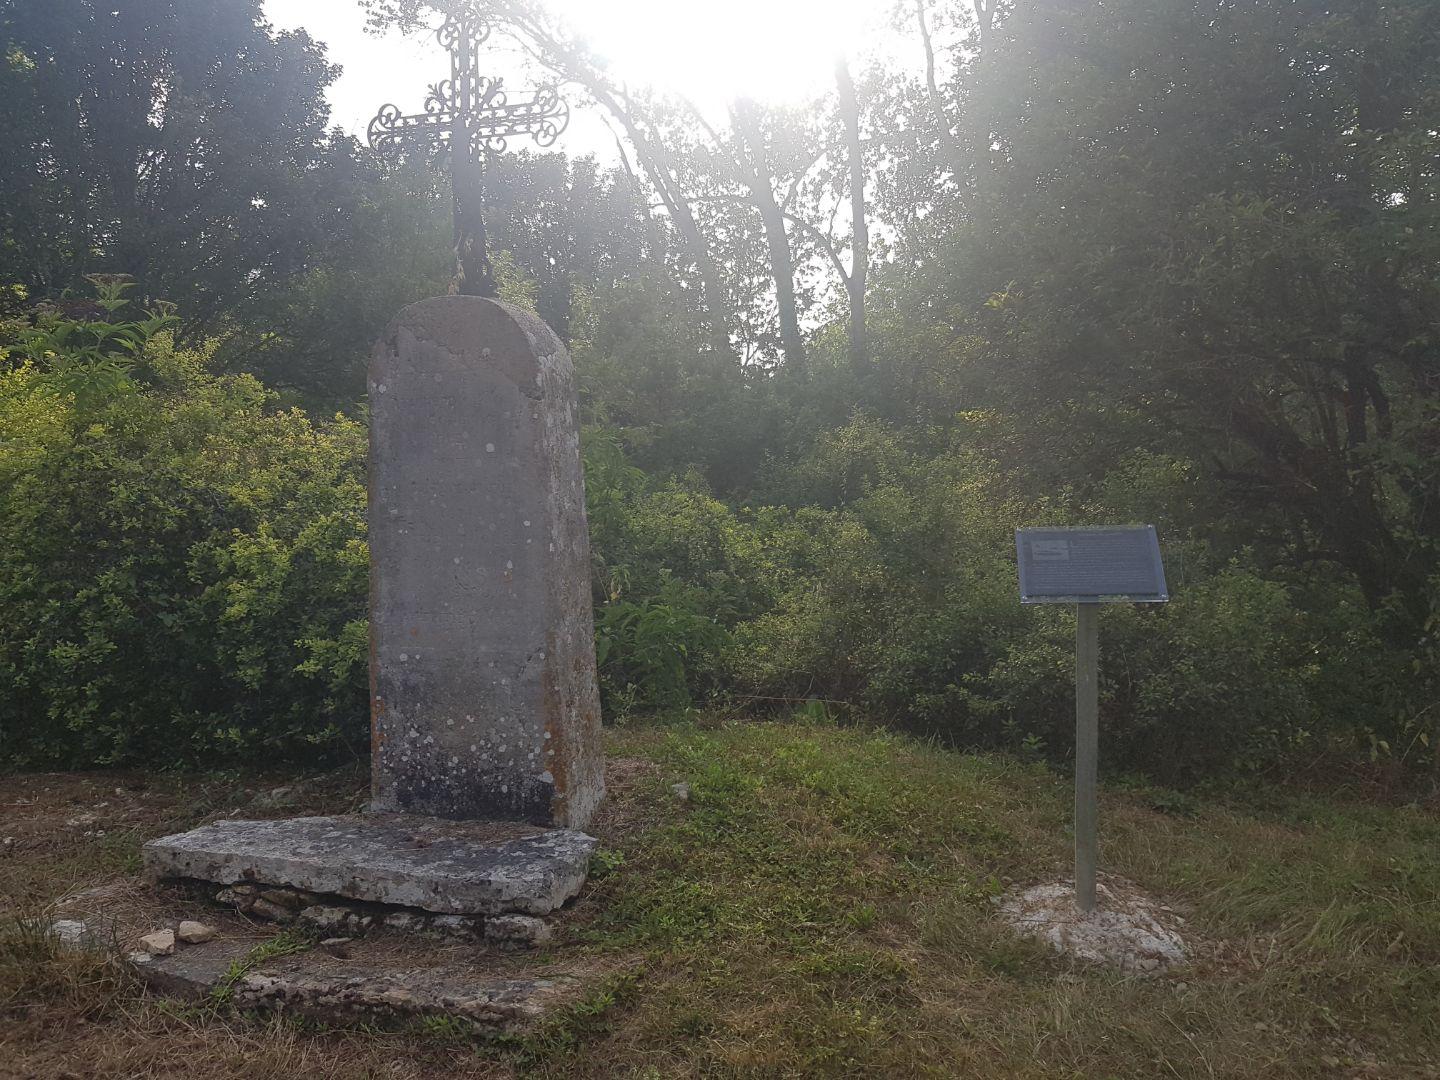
xmin=368 ymin=5 xmax=570 ymax=297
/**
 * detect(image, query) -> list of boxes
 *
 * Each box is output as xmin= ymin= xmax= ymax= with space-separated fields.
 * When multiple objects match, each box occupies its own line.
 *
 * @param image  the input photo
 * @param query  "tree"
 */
xmin=834 ymin=60 xmax=869 ymax=372
xmin=485 ymin=150 xmax=661 ymax=339
xmin=729 ymin=99 xmax=808 ymax=373
xmin=913 ymin=0 xmax=960 ymax=172
xmin=0 ymin=0 xmax=348 ymax=327
xmin=930 ymin=0 xmax=1440 ymax=627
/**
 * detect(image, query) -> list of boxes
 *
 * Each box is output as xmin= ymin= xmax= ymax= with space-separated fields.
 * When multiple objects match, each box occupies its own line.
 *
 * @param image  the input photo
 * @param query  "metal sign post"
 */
xmin=1016 ymin=526 xmax=1169 ymax=914
xmin=1073 ymin=601 xmax=1100 ymax=912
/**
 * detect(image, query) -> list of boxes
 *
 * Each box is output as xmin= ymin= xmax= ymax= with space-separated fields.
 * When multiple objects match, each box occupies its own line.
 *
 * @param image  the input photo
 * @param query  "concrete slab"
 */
xmin=48 ymin=916 xmax=598 ymax=1035
xmin=127 ymin=937 xmax=582 ymax=1032
xmin=142 ymin=814 xmax=596 ymax=915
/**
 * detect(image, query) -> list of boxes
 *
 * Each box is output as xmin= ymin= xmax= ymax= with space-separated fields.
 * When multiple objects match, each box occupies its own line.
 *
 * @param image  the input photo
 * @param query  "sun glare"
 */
xmin=547 ymin=0 xmax=882 ymax=108
xmin=264 ymin=0 xmax=892 ymax=144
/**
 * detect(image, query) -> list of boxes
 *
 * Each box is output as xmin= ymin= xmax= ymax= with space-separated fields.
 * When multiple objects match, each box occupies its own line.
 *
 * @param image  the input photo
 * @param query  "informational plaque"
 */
xmin=1015 ymin=524 xmax=1169 ymax=913
xmin=1016 ymin=526 xmax=1168 ymax=604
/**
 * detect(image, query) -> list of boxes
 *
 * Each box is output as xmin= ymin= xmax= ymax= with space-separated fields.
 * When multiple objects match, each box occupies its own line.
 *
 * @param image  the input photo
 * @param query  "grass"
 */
xmin=209 ymin=931 xmax=312 ymax=1006
xmin=3 ymin=716 xmax=1439 ymax=1077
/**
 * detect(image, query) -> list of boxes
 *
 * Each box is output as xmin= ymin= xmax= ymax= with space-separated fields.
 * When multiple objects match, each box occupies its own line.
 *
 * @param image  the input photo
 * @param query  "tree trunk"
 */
xmin=972 ymin=0 xmax=999 ymax=203
xmin=612 ymin=133 xmax=666 ymax=265
xmin=973 ymin=0 xmax=994 ymax=51
xmin=732 ymin=99 xmax=806 ymax=374
xmin=628 ymin=121 xmax=735 ymax=358
xmin=835 ymin=60 xmax=869 ymax=373
xmin=916 ymin=0 xmax=962 ymax=171
xmin=479 ymin=5 xmax=734 ymax=356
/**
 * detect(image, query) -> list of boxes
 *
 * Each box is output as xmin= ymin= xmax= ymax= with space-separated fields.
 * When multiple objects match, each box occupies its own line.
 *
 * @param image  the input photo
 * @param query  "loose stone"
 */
xmin=382 ymin=911 xmax=427 ymax=932
xmin=50 ymin=919 xmax=92 ymax=947
xmin=298 ymin=905 xmax=357 ymax=935
xmin=215 ymin=886 xmax=255 ymax=913
xmin=139 ymin=929 xmax=176 ymax=955
xmin=429 ymin=914 xmax=482 ymax=940
xmin=248 ymin=898 xmax=295 ymax=924
xmin=177 ymin=920 xmax=217 ymax=944
xmin=484 ymin=914 xmax=553 ymax=949
xmin=259 ymin=887 xmax=318 ymax=910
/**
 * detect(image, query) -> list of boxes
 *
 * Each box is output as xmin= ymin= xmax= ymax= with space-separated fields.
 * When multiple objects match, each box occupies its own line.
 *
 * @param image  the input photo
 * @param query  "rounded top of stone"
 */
xmin=372 ymin=296 xmax=570 ymax=394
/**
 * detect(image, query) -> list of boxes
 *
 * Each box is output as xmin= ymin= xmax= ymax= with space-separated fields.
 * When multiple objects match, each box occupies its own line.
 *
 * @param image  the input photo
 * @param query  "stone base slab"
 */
xmin=130 ymin=935 xmax=582 ymax=1033
xmin=142 ymin=814 xmax=596 ymax=915
xmin=51 ymin=863 xmax=629 ymax=1035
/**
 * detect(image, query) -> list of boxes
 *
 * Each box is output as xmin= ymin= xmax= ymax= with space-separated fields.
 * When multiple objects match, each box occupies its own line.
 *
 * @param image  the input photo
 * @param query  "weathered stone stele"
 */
xmin=368 ymin=296 xmax=603 ymax=829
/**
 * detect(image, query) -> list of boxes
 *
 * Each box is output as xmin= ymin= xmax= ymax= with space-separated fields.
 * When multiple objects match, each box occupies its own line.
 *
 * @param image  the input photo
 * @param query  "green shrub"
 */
xmin=594 ymin=579 xmax=729 ymax=712
xmin=583 ymin=433 xmax=770 ymax=714
xmin=727 ymin=418 xmax=1428 ymax=781
xmin=982 ymin=570 xmax=1322 ymax=779
xmin=3 ymin=298 xmax=1428 ymax=783
xmin=0 ymin=290 xmax=367 ymax=767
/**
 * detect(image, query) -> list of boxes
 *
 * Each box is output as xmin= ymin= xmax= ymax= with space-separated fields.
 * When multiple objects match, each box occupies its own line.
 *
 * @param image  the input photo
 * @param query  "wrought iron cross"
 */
xmin=368 ymin=5 xmax=570 ymax=298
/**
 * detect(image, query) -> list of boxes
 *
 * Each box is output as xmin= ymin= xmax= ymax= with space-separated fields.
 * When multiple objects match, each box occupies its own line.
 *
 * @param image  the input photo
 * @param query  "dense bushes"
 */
xmin=1 ymin=292 xmax=1432 ymax=782
xmin=4 ymin=0 xmax=1438 ymax=789
xmin=0 ymin=291 xmax=367 ymax=767
xmin=586 ymin=412 xmax=1431 ymax=783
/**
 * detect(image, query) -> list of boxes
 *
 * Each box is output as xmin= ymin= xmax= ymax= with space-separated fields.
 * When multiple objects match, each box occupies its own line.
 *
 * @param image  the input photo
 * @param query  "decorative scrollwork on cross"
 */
xmin=367 ymin=4 xmax=570 ymax=297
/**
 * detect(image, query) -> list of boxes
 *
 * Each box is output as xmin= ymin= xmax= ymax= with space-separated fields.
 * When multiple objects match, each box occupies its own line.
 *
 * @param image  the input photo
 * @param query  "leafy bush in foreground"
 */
xmin=0 ymin=290 xmax=367 ymax=766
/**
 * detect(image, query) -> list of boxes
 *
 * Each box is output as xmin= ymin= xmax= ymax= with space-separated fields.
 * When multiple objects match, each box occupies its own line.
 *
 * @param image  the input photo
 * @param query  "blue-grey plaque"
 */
xmin=1016 ymin=526 xmax=1168 ymax=604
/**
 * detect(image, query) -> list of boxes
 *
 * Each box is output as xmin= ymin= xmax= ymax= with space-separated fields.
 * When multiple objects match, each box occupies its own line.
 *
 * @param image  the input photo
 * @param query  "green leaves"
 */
xmin=595 ymin=581 xmax=730 ymax=711
xmin=0 ymin=290 xmax=367 ymax=768
xmin=0 ymin=0 xmax=343 ymax=327
xmin=5 ymin=277 xmax=179 ymax=413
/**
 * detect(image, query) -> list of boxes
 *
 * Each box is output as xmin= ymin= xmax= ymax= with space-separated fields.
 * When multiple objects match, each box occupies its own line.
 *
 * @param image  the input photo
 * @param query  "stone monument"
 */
xmin=142 ymin=298 xmax=605 ymax=920
xmin=369 ymin=296 xmax=603 ymax=828
xmin=93 ymin=13 xmax=608 ymax=1025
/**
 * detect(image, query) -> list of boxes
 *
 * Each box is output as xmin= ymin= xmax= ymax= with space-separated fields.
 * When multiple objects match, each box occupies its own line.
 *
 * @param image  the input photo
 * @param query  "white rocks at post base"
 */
xmin=998 ymin=880 xmax=1189 ymax=973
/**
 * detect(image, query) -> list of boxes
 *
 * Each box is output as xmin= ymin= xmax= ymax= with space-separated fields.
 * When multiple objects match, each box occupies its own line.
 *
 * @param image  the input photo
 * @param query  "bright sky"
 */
xmin=263 ymin=0 xmax=902 ymax=156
